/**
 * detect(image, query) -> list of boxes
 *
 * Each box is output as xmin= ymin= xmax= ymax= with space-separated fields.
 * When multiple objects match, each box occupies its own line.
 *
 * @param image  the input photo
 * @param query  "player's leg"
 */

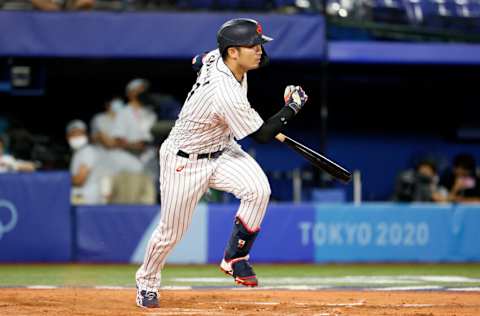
xmin=135 ymin=144 xmax=211 ymax=307
xmin=209 ymin=145 xmax=271 ymax=286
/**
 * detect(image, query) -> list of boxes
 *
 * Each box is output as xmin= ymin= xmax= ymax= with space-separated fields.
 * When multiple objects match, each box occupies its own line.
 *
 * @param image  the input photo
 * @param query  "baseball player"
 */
xmin=135 ymin=18 xmax=308 ymax=308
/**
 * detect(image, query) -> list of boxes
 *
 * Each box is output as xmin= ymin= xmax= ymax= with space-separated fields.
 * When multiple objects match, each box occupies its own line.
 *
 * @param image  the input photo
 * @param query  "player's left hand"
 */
xmin=284 ymin=85 xmax=308 ymax=114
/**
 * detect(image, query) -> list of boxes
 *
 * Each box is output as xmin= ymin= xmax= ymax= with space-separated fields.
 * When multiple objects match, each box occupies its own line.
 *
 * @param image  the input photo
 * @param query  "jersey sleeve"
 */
xmin=216 ymin=83 xmax=264 ymax=141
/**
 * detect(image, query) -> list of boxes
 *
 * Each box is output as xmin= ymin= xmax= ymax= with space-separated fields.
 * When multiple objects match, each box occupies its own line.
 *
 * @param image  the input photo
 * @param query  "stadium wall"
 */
xmin=0 ymin=172 xmax=479 ymax=263
xmin=2 ymin=11 xmax=480 ymax=63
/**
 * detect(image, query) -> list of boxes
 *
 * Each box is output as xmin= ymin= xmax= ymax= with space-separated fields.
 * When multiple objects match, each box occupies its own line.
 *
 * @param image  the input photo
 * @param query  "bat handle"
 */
xmin=275 ymin=133 xmax=286 ymax=143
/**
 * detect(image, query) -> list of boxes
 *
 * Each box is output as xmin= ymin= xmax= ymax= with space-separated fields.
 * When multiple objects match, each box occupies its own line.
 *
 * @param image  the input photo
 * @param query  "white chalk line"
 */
xmin=170 ymin=275 xmax=480 ymax=285
xmin=325 ymin=300 xmax=366 ymax=307
xmin=448 ymin=287 xmax=480 ymax=292
xmin=17 ymin=284 xmax=480 ymax=292
xmin=209 ymin=300 xmax=435 ymax=310
xmin=294 ymin=300 xmax=366 ymax=308
xmin=95 ymin=286 xmax=126 ymax=290
xmin=371 ymin=285 xmax=444 ymax=291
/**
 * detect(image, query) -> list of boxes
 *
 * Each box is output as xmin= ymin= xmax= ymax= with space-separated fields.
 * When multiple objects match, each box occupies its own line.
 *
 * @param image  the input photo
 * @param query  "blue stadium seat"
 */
xmin=404 ymin=0 xmax=424 ymax=25
xmin=414 ymin=0 xmax=480 ymax=31
xmin=364 ymin=0 xmax=410 ymax=24
xmin=467 ymin=1 xmax=480 ymax=31
xmin=454 ymin=0 xmax=480 ymax=17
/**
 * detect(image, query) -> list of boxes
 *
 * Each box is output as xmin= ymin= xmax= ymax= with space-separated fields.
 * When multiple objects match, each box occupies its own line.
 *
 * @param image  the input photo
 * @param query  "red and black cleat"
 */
xmin=220 ymin=255 xmax=258 ymax=287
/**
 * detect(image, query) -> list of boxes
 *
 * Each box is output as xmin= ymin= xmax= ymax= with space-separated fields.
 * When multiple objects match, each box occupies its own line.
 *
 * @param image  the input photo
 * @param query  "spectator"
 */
xmin=393 ymin=159 xmax=447 ymax=202
xmin=0 ymin=136 xmax=36 ymax=173
xmin=90 ymin=96 xmax=144 ymax=173
xmin=439 ymin=153 xmax=480 ymax=203
xmin=66 ymin=120 xmax=112 ymax=204
xmin=91 ymin=96 xmax=124 ymax=149
xmin=111 ymin=78 xmax=157 ymax=178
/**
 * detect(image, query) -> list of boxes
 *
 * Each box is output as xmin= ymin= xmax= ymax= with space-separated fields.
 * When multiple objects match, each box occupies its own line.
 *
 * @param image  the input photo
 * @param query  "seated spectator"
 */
xmin=31 ymin=0 xmax=94 ymax=11
xmin=393 ymin=159 xmax=447 ymax=202
xmin=0 ymin=136 xmax=36 ymax=173
xmin=439 ymin=153 xmax=480 ymax=203
xmin=66 ymin=120 xmax=112 ymax=204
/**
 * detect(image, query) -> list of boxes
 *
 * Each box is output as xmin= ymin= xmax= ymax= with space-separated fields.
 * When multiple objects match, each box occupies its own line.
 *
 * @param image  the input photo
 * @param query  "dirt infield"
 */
xmin=1 ymin=288 xmax=479 ymax=316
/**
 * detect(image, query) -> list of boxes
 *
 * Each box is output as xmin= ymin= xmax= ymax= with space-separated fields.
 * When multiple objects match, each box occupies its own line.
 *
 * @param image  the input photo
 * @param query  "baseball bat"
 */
xmin=275 ymin=133 xmax=352 ymax=183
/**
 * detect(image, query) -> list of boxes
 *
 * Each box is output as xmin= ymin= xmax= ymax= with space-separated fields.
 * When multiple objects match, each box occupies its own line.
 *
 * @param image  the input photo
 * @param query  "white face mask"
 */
xmin=69 ymin=135 xmax=88 ymax=150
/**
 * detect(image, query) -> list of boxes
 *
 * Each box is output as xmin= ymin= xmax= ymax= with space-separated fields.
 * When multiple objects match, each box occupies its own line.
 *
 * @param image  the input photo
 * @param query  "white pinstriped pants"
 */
xmin=135 ymin=140 xmax=271 ymax=291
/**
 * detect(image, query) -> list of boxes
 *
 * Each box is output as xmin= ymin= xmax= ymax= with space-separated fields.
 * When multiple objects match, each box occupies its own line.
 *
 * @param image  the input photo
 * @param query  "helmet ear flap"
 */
xmin=259 ymin=45 xmax=269 ymax=67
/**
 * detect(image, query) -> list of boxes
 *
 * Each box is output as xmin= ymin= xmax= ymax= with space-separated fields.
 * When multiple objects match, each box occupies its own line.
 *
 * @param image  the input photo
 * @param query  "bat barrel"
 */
xmin=281 ymin=134 xmax=352 ymax=183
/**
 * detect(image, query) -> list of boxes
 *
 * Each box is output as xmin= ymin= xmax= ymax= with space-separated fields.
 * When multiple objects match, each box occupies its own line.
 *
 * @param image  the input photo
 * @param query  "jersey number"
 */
xmin=186 ymin=81 xmax=210 ymax=102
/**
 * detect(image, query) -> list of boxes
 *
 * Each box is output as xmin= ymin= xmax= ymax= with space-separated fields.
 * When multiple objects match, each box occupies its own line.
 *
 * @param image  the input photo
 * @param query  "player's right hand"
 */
xmin=284 ymin=85 xmax=308 ymax=114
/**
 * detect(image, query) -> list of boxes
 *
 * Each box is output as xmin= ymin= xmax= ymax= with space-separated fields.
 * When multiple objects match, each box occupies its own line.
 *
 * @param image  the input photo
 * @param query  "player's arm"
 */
xmin=250 ymin=85 xmax=308 ymax=144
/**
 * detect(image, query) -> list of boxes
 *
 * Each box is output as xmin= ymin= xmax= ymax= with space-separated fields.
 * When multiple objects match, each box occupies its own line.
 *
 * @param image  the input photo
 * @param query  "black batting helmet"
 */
xmin=217 ymin=18 xmax=273 ymax=65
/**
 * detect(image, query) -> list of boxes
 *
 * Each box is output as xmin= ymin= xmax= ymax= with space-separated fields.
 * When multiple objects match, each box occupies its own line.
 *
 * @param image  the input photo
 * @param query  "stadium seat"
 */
xmin=362 ymin=0 xmax=409 ymax=24
xmin=467 ymin=1 xmax=480 ymax=31
xmin=404 ymin=0 xmax=425 ymax=25
xmin=416 ymin=0 xmax=480 ymax=31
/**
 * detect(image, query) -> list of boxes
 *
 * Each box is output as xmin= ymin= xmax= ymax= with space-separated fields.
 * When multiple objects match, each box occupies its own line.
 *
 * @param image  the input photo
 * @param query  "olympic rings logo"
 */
xmin=0 ymin=199 xmax=18 ymax=240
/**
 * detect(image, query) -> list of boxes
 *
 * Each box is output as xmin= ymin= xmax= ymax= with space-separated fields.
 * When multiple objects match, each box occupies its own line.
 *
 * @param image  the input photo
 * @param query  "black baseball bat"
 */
xmin=275 ymin=133 xmax=352 ymax=183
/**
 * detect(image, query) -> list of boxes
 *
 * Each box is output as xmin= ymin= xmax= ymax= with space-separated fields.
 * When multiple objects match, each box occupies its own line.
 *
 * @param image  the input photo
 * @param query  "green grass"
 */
xmin=1 ymin=263 xmax=480 ymax=288
xmin=0 ymin=264 xmax=137 ymax=287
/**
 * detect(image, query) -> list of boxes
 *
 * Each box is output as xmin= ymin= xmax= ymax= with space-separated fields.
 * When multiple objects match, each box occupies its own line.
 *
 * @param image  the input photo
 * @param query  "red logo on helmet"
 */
xmin=256 ymin=23 xmax=262 ymax=34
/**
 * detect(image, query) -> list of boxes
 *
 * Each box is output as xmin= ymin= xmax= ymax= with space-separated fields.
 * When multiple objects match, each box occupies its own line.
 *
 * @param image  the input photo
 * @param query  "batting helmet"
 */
xmin=217 ymin=18 xmax=273 ymax=65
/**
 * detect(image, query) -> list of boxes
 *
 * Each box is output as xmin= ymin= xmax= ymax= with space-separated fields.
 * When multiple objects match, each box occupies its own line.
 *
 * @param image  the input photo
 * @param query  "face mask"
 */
xmin=69 ymin=135 xmax=88 ymax=150
xmin=110 ymin=99 xmax=124 ymax=113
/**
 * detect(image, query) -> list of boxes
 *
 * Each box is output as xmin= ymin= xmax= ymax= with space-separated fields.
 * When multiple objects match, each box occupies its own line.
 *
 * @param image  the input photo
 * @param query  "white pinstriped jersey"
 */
xmin=136 ymin=49 xmax=272 ymax=293
xmin=167 ymin=49 xmax=264 ymax=153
